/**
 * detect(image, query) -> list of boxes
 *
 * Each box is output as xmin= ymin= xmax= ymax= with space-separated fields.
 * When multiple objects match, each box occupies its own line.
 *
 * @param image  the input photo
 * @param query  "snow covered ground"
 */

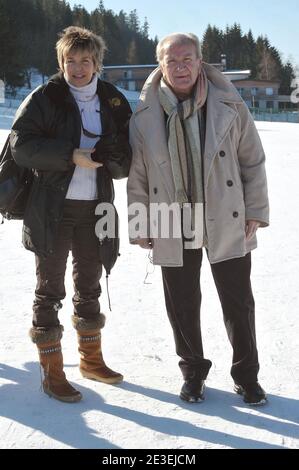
xmin=0 ymin=118 xmax=298 ymax=449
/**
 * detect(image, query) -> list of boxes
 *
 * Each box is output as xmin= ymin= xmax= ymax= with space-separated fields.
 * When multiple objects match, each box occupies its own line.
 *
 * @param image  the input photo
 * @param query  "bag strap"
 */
xmin=0 ymin=134 xmax=11 ymax=165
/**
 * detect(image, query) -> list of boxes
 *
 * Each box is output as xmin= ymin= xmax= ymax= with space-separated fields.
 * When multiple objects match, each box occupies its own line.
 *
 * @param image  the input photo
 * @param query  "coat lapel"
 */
xmin=204 ymin=84 xmax=239 ymax=185
xmin=136 ymin=64 xmax=244 ymax=199
xmin=136 ymin=98 xmax=176 ymax=201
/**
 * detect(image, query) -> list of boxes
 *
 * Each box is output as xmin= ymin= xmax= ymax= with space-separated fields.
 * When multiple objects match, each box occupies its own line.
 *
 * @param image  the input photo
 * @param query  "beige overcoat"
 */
xmin=127 ymin=64 xmax=269 ymax=266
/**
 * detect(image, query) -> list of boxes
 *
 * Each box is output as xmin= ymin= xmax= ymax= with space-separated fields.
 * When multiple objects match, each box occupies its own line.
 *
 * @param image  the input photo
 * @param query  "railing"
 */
xmin=249 ymin=107 xmax=299 ymax=123
xmin=2 ymin=94 xmax=297 ymax=124
xmin=0 ymin=98 xmax=22 ymax=110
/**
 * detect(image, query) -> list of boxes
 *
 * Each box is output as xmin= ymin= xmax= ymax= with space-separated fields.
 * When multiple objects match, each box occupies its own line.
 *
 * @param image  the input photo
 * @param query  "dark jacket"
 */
xmin=10 ymin=73 xmax=132 ymax=274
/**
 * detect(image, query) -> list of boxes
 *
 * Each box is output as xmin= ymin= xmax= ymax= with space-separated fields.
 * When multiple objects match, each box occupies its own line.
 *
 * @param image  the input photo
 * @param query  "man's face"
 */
xmin=160 ymin=42 xmax=201 ymax=98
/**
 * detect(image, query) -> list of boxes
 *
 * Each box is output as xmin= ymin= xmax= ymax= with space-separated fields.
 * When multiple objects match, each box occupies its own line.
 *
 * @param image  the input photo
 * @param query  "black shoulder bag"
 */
xmin=0 ymin=134 xmax=33 ymax=220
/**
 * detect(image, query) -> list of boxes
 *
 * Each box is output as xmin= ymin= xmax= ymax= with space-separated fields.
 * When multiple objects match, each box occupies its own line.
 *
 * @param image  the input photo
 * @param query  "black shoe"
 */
xmin=180 ymin=379 xmax=205 ymax=403
xmin=234 ymin=382 xmax=267 ymax=406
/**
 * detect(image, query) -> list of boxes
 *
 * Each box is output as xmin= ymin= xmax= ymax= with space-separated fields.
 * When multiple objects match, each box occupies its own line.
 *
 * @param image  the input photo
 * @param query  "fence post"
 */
xmin=0 ymin=79 xmax=5 ymax=104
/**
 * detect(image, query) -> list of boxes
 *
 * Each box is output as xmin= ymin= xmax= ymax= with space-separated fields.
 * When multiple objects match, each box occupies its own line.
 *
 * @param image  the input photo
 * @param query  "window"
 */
xmin=237 ymin=88 xmax=244 ymax=96
xmin=128 ymin=81 xmax=136 ymax=91
xmin=266 ymin=101 xmax=274 ymax=109
xmin=124 ymin=70 xmax=132 ymax=79
xmin=251 ymin=96 xmax=259 ymax=108
xmin=266 ymin=88 xmax=273 ymax=96
xmin=251 ymin=87 xmax=257 ymax=96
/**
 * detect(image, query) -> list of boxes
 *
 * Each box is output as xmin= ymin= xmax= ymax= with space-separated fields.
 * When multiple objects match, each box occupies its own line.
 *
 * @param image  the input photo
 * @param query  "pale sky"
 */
xmin=67 ymin=0 xmax=299 ymax=67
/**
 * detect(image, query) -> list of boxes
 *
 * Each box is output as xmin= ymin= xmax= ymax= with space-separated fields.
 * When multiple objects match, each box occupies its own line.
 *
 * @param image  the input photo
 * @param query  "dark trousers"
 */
xmin=33 ymin=200 xmax=102 ymax=328
xmin=161 ymin=249 xmax=259 ymax=385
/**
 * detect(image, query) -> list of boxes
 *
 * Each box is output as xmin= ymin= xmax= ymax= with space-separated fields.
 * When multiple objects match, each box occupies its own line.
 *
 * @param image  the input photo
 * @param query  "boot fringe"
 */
xmin=72 ymin=313 xmax=106 ymax=331
xmin=29 ymin=325 xmax=64 ymax=344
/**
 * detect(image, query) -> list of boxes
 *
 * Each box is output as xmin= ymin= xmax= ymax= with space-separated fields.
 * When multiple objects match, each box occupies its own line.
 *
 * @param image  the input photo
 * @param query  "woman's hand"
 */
xmin=72 ymin=148 xmax=103 ymax=169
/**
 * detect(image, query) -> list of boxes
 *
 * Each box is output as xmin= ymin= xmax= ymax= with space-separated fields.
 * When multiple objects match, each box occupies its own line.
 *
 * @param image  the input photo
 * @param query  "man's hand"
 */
xmin=246 ymin=220 xmax=261 ymax=241
xmin=72 ymin=148 xmax=103 ymax=169
xmin=132 ymin=238 xmax=153 ymax=249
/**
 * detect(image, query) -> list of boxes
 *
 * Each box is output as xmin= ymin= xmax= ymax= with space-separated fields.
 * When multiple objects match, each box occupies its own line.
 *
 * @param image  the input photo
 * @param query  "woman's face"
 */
xmin=63 ymin=49 xmax=97 ymax=87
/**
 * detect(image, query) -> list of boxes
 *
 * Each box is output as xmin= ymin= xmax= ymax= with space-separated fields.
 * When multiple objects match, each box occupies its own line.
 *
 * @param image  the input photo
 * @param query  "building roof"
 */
xmin=223 ymin=70 xmax=251 ymax=81
xmin=224 ymin=69 xmax=251 ymax=75
xmin=233 ymin=79 xmax=281 ymax=86
xmin=104 ymin=64 xmax=158 ymax=70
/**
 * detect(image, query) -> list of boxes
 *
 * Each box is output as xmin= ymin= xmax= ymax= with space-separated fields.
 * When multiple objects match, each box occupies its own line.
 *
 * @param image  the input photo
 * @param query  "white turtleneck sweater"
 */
xmin=65 ymin=74 xmax=102 ymax=200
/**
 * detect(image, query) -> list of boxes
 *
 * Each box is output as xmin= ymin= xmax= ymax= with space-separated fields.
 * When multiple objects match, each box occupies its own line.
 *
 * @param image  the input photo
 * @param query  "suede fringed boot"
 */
xmin=29 ymin=325 xmax=82 ymax=403
xmin=72 ymin=314 xmax=123 ymax=384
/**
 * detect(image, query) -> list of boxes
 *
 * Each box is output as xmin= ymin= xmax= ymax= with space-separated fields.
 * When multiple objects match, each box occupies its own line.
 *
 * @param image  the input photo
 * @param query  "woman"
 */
xmin=11 ymin=26 xmax=132 ymax=403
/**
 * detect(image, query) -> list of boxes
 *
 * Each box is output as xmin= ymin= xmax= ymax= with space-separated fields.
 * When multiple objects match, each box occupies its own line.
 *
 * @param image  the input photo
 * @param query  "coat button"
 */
xmin=219 ymin=150 xmax=226 ymax=157
xmin=153 ymin=187 xmax=158 ymax=194
xmin=227 ymin=180 xmax=233 ymax=187
xmin=233 ymin=211 xmax=239 ymax=218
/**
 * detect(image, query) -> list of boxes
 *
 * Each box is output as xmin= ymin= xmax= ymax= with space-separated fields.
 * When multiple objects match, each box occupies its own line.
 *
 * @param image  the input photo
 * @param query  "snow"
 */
xmin=0 ymin=118 xmax=298 ymax=449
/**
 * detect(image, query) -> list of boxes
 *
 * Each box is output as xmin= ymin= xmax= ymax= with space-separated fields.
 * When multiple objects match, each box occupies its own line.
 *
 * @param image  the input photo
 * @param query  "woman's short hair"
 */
xmin=156 ymin=33 xmax=202 ymax=63
xmin=56 ymin=26 xmax=107 ymax=72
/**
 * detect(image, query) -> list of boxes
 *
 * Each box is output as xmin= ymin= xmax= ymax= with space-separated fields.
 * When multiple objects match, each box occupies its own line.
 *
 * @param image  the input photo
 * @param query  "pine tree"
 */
xmin=244 ymin=30 xmax=258 ymax=78
xmin=72 ymin=5 xmax=91 ymax=29
xmin=224 ymin=23 xmax=244 ymax=69
xmin=256 ymin=36 xmax=280 ymax=80
xmin=98 ymin=0 xmax=105 ymax=15
xmin=0 ymin=0 xmax=26 ymax=88
xmin=141 ymin=18 xmax=149 ymax=39
xmin=202 ymin=25 xmax=223 ymax=63
xmin=127 ymin=40 xmax=138 ymax=64
xmin=280 ymin=62 xmax=295 ymax=95
xmin=129 ymin=9 xmax=140 ymax=33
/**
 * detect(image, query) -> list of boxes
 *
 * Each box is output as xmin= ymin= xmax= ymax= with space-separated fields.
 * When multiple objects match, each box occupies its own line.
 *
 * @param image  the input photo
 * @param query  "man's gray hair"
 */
xmin=156 ymin=33 xmax=202 ymax=63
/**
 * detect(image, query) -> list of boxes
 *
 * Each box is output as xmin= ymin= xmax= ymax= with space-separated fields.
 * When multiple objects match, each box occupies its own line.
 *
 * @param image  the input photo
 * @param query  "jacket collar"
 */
xmin=203 ymin=62 xmax=243 ymax=104
xmin=136 ymin=62 xmax=243 ymax=113
xmin=42 ymin=73 xmax=115 ymax=135
xmin=42 ymin=72 xmax=73 ymax=106
xmin=43 ymin=72 xmax=111 ymax=107
xmin=135 ymin=63 xmax=243 ymax=188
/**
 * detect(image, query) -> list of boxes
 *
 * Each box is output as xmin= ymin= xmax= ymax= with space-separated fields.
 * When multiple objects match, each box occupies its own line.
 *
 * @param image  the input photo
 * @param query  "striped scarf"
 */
xmin=158 ymin=68 xmax=208 ymax=205
xmin=158 ymin=68 xmax=208 ymax=248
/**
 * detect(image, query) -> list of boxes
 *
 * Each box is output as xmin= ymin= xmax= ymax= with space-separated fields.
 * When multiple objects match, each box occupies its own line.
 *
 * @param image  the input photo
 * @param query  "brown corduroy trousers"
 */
xmin=33 ymin=200 xmax=102 ymax=327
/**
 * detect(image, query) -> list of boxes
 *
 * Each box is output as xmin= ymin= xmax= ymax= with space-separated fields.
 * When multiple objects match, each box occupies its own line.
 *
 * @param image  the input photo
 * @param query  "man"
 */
xmin=127 ymin=33 xmax=269 ymax=406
